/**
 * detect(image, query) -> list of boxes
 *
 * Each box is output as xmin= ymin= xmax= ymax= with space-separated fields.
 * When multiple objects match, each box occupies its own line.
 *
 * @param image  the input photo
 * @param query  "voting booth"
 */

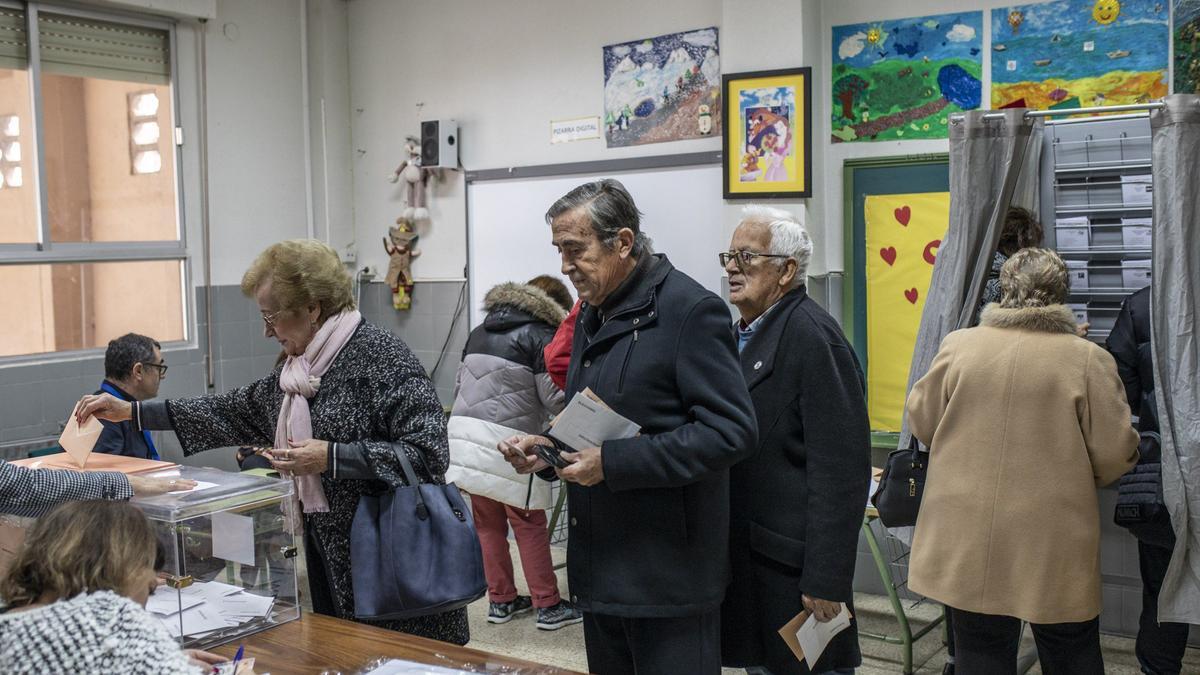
xmin=137 ymin=466 xmax=301 ymax=649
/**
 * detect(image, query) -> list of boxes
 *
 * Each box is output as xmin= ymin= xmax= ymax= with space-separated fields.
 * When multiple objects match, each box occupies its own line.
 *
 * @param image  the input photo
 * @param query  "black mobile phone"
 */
xmin=534 ymin=444 xmax=570 ymax=470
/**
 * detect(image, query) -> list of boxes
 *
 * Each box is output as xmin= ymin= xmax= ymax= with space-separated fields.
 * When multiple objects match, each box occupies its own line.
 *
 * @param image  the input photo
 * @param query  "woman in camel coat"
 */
xmin=906 ymin=247 xmax=1138 ymax=673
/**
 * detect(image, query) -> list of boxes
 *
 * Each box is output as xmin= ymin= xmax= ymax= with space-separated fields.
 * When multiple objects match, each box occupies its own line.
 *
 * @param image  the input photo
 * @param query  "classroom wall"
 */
xmin=347 ymin=0 xmax=836 ymax=283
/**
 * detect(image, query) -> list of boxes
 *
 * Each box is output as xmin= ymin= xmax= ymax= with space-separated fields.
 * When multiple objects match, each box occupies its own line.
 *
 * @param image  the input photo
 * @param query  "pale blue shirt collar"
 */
xmin=735 ymin=301 xmax=780 ymax=353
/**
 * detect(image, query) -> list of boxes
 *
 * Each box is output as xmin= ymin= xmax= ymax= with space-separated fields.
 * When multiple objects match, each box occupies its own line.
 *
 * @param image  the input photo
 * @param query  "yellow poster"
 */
xmin=865 ymin=192 xmax=949 ymax=432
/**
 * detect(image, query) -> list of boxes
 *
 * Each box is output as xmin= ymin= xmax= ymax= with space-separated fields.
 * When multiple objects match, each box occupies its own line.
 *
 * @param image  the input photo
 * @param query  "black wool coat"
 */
xmin=720 ymin=287 xmax=871 ymax=674
xmin=554 ymin=254 xmax=758 ymax=618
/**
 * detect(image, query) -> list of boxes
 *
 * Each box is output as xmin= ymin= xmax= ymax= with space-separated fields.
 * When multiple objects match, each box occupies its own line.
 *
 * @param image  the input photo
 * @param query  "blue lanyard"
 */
xmin=99 ymin=382 xmax=159 ymax=461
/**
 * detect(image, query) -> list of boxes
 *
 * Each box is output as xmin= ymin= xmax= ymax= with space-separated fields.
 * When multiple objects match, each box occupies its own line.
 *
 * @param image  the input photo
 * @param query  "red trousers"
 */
xmin=470 ymin=494 xmax=561 ymax=608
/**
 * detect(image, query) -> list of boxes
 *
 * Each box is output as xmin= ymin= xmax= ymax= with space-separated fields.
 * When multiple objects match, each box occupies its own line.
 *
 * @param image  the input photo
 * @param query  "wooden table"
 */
xmin=212 ymin=612 xmax=583 ymax=674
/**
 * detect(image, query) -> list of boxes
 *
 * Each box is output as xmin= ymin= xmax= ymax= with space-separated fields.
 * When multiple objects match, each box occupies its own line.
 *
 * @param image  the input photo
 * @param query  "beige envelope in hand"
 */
xmin=58 ymin=405 xmax=104 ymax=468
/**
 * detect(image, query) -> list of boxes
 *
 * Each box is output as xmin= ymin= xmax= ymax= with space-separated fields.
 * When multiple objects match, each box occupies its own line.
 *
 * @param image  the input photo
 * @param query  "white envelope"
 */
xmin=57 ymin=406 xmax=104 ymax=468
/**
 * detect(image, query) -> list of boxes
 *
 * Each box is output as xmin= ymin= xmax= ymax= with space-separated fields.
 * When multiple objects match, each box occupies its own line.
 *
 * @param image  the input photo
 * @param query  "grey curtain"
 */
xmin=899 ymin=110 xmax=1043 ymax=448
xmin=1149 ymin=94 xmax=1200 ymax=624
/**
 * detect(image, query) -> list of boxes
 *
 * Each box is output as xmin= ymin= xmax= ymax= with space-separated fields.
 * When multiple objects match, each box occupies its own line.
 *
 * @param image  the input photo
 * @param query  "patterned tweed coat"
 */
xmin=164 ymin=320 xmax=468 ymax=644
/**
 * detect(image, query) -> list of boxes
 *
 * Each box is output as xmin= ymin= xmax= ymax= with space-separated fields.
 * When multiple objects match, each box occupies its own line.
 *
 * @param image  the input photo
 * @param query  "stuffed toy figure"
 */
xmin=388 ymin=136 xmax=435 ymax=222
xmin=383 ymin=218 xmax=421 ymax=310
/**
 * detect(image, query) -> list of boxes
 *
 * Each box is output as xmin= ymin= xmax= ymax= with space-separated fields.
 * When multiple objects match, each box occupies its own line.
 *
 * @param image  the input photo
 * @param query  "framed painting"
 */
xmin=722 ymin=67 xmax=812 ymax=199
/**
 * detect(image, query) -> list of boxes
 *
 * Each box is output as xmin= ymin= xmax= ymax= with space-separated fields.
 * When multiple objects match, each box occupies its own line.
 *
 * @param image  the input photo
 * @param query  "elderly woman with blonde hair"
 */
xmin=905 ymin=247 xmax=1138 ymax=673
xmin=75 ymin=239 xmax=467 ymax=644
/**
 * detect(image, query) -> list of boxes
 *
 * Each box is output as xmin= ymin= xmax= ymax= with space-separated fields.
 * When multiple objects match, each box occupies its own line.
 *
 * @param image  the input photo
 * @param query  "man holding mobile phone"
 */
xmin=499 ymin=180 xmax=757 ymax=675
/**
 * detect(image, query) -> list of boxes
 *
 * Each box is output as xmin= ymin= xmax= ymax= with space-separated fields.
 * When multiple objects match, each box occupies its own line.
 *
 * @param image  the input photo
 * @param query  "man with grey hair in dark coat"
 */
xmin=720 ymin=205 xmax=870 ymax=675
xmin=499 ymin=179 xmax=758 ymax=674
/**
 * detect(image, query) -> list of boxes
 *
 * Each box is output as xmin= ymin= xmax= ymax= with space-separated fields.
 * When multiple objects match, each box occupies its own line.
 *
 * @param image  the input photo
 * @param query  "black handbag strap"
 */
xmin=387 ymin=443 xmax=430 ymax=520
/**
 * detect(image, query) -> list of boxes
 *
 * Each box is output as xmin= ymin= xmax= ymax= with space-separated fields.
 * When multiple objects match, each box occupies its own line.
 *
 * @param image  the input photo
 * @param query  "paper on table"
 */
xmin=777 ymin=604 xmax=852 ymax=670
xmin=146 ymin=585 xmax=205 ymax=616
xmin=549 ymin=388 xmax=640 ymax=452
xmin=361 ymin=659 xmax=475 ymax=675
xmin=218 ymin=590 xmax=275 ymax=619
xmin=211 ymin=512 xmax=256 ymax=566
xmin=57 ymin=406 xmax=103 ymax=468
xmin=157 ymin=602 xmax=238 ymax=637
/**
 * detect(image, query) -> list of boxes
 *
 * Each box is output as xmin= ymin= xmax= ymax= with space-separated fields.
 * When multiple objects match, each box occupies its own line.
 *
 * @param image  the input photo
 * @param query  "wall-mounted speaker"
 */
xmin=420 ymin=119 xmax=457 ymax=168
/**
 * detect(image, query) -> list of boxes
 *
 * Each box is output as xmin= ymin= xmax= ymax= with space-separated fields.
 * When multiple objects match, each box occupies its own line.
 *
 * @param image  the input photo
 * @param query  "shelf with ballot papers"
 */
xmin=1055 ymin=247 xmax=1151 ymax=260
xmin=1055 ymin=204 xmax=1151 ymax=216
xmin=1054 ymin=161 xmax=1152 ymax=175
xmin=134 ymin=466 xmax=301 ymax=650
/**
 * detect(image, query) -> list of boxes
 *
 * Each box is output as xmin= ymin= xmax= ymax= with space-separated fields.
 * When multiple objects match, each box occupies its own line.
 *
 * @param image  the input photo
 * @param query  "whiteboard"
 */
xmin=466 ymin=164 xmax=725 ymax=327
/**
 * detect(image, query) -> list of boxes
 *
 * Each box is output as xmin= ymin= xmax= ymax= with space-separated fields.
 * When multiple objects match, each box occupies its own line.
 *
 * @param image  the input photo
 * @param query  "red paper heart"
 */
xmin=905 ymin=288 xmax=919 ymax=304
xmin=923 ymin=239 xmax=941 ymax=265
xmin=880 ymin=247 xmax=897 ymax=266
xmin=894 ymin=206 xmax=911 ymax=226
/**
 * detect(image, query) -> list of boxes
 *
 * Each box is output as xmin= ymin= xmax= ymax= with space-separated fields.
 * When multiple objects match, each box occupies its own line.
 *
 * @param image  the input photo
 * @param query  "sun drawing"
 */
xmin=865 ymin=25 xmax=884 ymax=45
xmin=1093 ymin=0 xmax=1121 ymax=25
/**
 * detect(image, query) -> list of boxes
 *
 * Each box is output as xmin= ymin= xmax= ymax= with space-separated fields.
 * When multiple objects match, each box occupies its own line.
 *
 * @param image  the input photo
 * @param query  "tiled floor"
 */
xmin=459 ymin=543 xmax=1200 ymax=674
xmin=297 ymin=541 xmax=1200 ymax=674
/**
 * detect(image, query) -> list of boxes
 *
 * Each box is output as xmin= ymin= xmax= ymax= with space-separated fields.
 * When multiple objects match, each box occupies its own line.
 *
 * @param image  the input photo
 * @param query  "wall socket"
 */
xmin=339 ymin=247 xmax=357 ymax=265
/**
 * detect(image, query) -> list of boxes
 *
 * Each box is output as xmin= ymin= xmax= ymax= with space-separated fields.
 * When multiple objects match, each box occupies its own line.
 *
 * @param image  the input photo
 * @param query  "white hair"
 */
xmin=739 ymin=205 xmax=813 ymax=284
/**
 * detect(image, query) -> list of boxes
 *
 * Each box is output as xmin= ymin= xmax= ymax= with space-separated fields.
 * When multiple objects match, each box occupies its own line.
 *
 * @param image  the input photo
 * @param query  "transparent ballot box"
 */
xmin=135 ymin=466 xmax=300 ymax=649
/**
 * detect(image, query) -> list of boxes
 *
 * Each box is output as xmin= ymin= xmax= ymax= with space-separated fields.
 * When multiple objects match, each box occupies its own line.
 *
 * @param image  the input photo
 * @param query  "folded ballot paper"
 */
xmin=548 ymin=388 xmax=640 ymax=452
xmin=58 ymin=405 xmax=104 ymax=468
xmin=149 ymin=580 xmax=275 ymax=639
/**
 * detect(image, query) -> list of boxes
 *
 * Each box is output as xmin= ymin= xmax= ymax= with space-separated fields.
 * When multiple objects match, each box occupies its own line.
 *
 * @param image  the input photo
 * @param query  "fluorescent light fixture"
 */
xmin=130 ymin=92 xmax=159 ymax=118
xmin=133 ymin=150 xmax=161 ymax=174
xmin=0 ymin=171 xmax=5 ymax=189
xmin=0 ymin=115 xmax=17 ymax=138
xmin=2 ymin=141 xmax=19 ymax=162
xmin=132 ymin=121 xmax=159 ymax=146
xmin=4 ymin=166 xmax=22 ymax=187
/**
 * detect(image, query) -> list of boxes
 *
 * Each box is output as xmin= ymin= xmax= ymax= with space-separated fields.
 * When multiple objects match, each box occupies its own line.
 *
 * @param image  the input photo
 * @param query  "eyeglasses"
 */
xmin=718 ymin=250 xmax=792 ymax=269
xmin=143 ymin=362 xmax=168 ymax=375
xmin=261 ymin=309 xmax=284 ymax=327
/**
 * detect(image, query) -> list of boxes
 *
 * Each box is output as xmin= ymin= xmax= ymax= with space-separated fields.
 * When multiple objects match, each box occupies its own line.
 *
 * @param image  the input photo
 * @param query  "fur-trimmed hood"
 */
xmin=979 ymin=303 xmax=1077 ymax=334
xmin=483 ymin=282 xmax=567 ymax=327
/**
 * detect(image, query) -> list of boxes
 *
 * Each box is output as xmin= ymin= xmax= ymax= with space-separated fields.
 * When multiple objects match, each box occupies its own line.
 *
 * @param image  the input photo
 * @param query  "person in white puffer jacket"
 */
xmin=447 ymin=276 xmax=582 ymax=631
xmin=0 ymin=501 xmax=238 ymax=675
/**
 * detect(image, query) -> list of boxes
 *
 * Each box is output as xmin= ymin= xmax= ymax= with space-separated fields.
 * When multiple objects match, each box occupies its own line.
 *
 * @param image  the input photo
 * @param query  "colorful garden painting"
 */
xmin=1177 ymin=0 xmax=1200 ymax=93
xmin=991 ymin=0 xmax=1169 ymax=111
xmin=602 ymin=27 xmax=722 ymax=148
xmin=831 ymin=12 xmax=983 ymax=143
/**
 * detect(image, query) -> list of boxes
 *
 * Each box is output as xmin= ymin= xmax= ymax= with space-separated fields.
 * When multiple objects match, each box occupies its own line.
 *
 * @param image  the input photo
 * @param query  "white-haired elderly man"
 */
xmin=719 ymin=206 xmax=871 ymax=675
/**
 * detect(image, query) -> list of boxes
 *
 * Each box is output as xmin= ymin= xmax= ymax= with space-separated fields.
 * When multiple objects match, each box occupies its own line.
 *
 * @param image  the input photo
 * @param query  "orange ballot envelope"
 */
xmin=57 ymin=405 xmax=104 ymax=468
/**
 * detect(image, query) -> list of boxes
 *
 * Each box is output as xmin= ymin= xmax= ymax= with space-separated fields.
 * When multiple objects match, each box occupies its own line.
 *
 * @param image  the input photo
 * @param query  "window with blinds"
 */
xmin=0 ymin=3 xmax=186 ymax=360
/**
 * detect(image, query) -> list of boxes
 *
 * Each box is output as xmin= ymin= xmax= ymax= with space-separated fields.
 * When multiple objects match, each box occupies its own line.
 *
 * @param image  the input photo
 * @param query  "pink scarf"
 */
xmin=276 ymin=309 xmax=362 ymax=513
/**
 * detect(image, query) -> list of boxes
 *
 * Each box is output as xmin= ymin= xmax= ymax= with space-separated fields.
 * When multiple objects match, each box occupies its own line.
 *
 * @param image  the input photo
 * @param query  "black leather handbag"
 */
xmin=871 ymin=437 xmax=928 ymax=528
xmin=350 ymin=446 xmax=486 ymax=620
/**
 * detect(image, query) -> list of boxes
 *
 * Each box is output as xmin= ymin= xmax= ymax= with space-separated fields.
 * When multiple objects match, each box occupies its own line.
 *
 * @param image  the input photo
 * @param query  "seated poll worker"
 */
xmin=719 ymin=206 xmax=871 ymax=675
xmin=75 ymin=239 xmax=468 ymax=645
xmin=498 ymin=179 xmax=758 ymax=674
xmin=0 ymin=501 xmax=236 ymax=674
xmin=0 ymin=461 xmax=190 ymax=517
xmin=88 ymin=333 xmax=168 ymax=459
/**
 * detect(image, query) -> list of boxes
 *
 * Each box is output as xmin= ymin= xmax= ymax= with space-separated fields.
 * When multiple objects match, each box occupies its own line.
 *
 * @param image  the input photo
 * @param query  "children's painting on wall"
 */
xmin=1177 ymin=0 xmax=1200 ymax=93
xmin=741 ymin=101 xmax=793 ymax=183
xmin=991 ymin=0 xmax=1169 ymax=110
xmin=723 ymin=68 xmax=811 ymax=199
xmin=830 ymin=12 xmax=983 ymax=143
xmin=602 ymin=27 xmax=721 ymax=147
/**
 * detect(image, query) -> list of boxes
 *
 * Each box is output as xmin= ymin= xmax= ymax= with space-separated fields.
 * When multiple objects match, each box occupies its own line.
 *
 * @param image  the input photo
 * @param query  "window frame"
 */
xmin=0 ymin=0 xmax=192 ymax=364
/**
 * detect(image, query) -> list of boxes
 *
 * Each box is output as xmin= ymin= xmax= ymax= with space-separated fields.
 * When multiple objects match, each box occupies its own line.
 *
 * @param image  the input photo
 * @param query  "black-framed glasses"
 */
xmin=718 ymin=250 xmax=792 ymax=269
xmin=143 ymin=362 xmax=168 ymax=375
xmin=261 ymin=309 xmax=284 ymax=327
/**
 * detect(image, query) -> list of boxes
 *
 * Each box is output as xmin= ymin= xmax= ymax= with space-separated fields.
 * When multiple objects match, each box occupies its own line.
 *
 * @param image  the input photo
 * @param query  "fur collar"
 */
xmin=979 ymin=303 xmax=1077 ymax=334
xmin=483 ymin=282 xmax=567 ymax=326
